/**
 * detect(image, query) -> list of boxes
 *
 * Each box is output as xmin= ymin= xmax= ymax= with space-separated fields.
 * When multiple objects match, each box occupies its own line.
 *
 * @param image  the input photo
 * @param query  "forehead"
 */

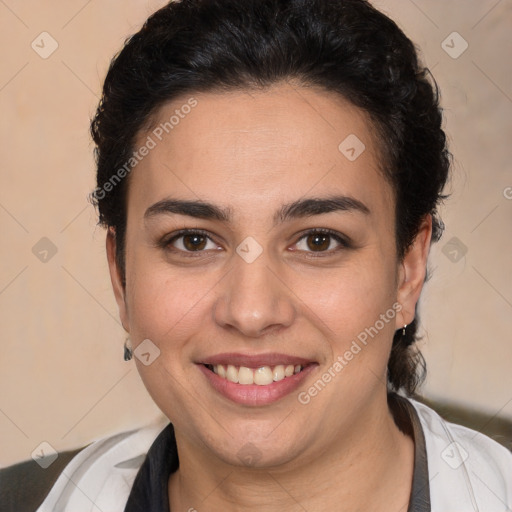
xmin=128 ymin=82 xmax=392 ymax=222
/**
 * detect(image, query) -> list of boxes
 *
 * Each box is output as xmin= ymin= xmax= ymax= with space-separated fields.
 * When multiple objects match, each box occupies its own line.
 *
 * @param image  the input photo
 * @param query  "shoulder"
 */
xmin=409 ymin=398 xmax=512 ymax=511
xmin=0 ymin=416 xmax=169 ymax=512
xmin=0 ymin=445 xmax=88 ymax=512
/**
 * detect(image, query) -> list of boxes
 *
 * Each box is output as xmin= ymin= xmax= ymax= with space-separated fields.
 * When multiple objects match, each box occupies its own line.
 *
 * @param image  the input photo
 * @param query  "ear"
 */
xmin=106 ymin=227 xmax=130 ymax=332
xmin=395 ymin=215 xmax=432 ymax=329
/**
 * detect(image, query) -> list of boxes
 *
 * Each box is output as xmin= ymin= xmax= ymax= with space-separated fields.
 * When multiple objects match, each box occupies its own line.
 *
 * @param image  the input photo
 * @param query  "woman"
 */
xmin=2 ymin=0 xmax=511 ymax=510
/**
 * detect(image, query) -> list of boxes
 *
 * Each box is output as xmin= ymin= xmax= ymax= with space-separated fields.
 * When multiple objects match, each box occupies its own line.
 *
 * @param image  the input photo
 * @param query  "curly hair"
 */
xmin=90 ymin=0 xmax=451 ymax=395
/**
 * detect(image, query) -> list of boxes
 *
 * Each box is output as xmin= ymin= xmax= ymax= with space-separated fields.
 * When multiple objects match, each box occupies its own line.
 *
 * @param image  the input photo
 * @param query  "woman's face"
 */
xmin=107 ymin=82 xmax=429 ymax=468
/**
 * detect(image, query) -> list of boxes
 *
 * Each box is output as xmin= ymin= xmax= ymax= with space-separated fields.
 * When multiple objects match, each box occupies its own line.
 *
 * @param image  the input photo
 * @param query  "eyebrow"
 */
xmin=144 ymin=195 xmax=370 ymax=225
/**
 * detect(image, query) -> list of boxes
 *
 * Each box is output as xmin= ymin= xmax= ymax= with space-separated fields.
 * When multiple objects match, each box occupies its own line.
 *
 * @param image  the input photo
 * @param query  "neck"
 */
xmin=168 ymin=394 xmax=415 ymax=511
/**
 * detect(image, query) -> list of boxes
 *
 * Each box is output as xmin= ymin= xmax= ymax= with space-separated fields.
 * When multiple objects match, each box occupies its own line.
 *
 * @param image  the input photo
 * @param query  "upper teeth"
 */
xmin=210 ymin=364 xmax=302 ymax=385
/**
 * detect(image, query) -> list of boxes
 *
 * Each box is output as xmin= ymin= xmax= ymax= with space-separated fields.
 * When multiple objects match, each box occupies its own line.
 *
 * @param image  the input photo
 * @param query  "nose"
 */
xmin=213 ymin=252 xmax=296 ymax=338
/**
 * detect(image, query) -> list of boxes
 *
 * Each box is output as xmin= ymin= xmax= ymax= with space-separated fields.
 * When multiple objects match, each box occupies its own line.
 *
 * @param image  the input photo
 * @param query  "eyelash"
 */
xmin=160 ymin=228 xmax=351 ymax=258
xmin=293 ymin=228 xmax=352 ymax=258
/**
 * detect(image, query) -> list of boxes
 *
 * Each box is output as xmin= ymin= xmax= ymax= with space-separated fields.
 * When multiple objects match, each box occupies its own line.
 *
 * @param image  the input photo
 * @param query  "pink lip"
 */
xmin=199 ymin=352 xmax=315 ymax=368
xmin=197 ymin=362 xmax=318 ymax=406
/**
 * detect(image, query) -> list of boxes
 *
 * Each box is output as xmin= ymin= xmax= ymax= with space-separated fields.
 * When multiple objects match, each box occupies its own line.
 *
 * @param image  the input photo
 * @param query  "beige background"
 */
xmin=1 ymin=0 xmax=511 ymax=466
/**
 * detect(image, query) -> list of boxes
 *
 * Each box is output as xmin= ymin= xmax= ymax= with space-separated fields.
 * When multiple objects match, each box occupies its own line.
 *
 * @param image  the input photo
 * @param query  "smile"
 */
xmin=205 ymin=363 xmax=303 ymax=386
xmin=198 ymin=353 xmax=317 ymax=405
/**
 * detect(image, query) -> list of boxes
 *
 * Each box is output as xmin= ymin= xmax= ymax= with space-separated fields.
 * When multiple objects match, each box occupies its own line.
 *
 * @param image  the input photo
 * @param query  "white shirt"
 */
xmin=35 ymin=399 xmax=512 ymax=512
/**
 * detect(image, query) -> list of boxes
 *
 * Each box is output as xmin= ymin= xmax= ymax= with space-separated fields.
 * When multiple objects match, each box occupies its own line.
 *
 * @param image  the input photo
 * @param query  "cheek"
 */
xmin=124 ymin=262 xmax=216 ymax=420
xmin=292 ymin=257 xmax=399 ymax=386
xmin=126 ymin=265 xmax=211 ymax=349
xmin=297 ymin=257 xmax=397 ymax=330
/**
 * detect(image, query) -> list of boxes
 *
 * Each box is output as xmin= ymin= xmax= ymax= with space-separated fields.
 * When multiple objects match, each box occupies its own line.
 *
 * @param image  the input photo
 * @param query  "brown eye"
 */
xmin=306 ymin=233 xmax=331 ymax=251
xmin=165 ymin=231 xmax=218 ymax=253
xmin=293 ymin=230 xmax=349 ymax=254
xmin=182 ymin=234 xmax=207 ymax=251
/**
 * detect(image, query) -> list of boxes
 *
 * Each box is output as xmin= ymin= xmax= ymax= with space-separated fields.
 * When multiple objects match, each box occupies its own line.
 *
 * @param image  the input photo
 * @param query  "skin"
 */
xmin=106 ymin=81 xmax=432 ymax=511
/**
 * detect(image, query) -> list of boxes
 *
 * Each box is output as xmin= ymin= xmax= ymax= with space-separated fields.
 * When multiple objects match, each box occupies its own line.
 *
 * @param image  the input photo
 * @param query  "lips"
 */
xmin=197 ymin=352 xmax=318 ymax=405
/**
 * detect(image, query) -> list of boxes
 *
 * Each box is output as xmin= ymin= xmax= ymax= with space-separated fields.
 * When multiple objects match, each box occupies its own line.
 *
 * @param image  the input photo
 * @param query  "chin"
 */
xmin=206 ymin=427 xmax=310 ymax=470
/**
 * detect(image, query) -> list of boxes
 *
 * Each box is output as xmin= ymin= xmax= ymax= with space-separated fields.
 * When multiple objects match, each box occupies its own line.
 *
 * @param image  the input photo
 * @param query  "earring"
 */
xmin=124 ymin=337 xmax=133 ymax=361
xmin=402 ymin=324 xmax=407 ymax=337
